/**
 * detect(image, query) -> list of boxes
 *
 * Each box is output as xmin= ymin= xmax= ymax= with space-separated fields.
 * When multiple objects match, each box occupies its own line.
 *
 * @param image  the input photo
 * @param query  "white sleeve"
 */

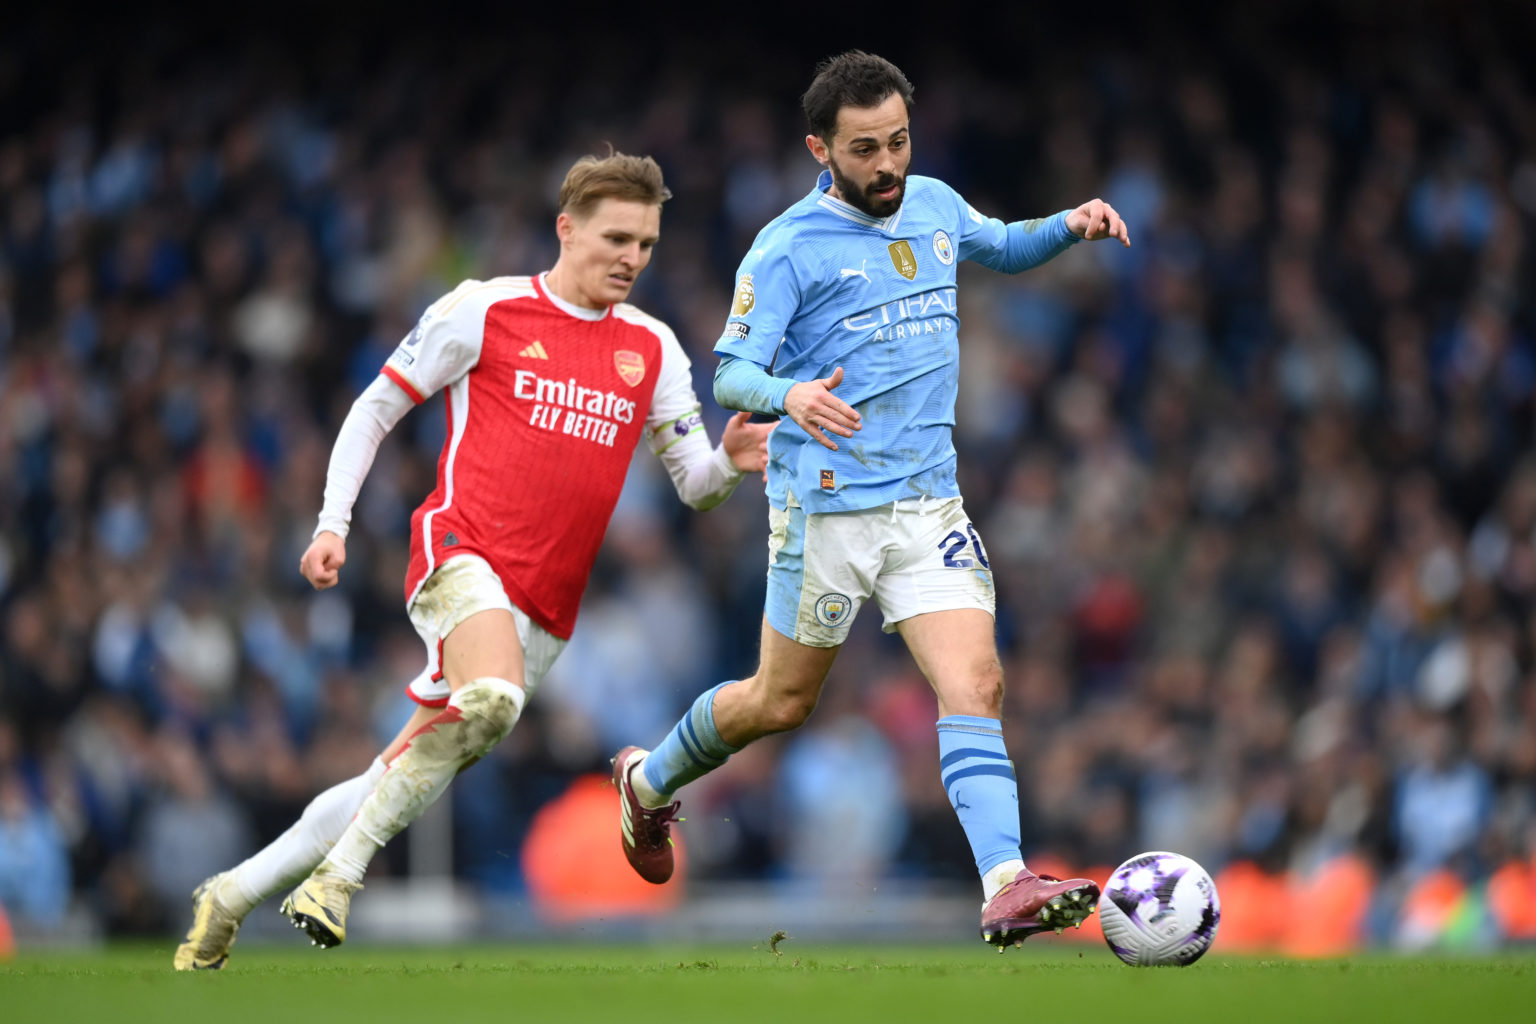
xmin=314 ymin=375 xmax=415 ymax=539
xmin=380 ymin=280 xmax=488 ymax=403
xmin=644 ymin=323 xmax=745 ymax=511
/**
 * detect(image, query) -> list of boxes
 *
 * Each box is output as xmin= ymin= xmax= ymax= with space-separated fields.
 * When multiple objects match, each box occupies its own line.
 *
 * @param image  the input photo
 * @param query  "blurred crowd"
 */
xmin=3 ymin=4 xmax=1536 ymax=950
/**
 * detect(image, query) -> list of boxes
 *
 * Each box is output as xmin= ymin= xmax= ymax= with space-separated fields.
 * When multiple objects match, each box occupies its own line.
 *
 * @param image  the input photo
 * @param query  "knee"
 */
xmin=947 ymin=661 xmax=1005 ymax=717
xmin=979 ymin=662 xmax=1005 ymax=710
xmin=743 ymin=678 xmax=818 ymax=735
xmin=764 ymin=694 xmax=817 ymax=733
xmin=450 ymin=677 xmax=527 ymax=751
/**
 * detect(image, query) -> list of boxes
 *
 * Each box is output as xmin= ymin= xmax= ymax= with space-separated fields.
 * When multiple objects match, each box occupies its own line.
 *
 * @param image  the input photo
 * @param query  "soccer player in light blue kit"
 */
xmin=613 ymin=50 xmax=1131 ymax=949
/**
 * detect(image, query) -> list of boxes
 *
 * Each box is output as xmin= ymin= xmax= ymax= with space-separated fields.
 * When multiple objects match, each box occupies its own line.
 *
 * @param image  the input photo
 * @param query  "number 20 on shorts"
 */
xmin=938 ymin=523 xmax=990 ymax=568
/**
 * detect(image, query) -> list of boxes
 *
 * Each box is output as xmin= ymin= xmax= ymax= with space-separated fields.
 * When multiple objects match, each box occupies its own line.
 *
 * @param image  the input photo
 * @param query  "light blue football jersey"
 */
xmin=715 ymin=170 xmax=1077 ymax=514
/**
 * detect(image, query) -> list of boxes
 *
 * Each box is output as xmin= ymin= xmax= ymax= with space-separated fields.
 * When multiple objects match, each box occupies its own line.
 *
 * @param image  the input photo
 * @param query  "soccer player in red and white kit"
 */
xmin=173 ymin=152 xmax=772 ymax=968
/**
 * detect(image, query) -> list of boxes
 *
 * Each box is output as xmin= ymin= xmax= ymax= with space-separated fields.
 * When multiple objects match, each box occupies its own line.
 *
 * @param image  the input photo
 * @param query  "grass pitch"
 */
xmin=3 ymin=942 xmax=1531 ymax=1024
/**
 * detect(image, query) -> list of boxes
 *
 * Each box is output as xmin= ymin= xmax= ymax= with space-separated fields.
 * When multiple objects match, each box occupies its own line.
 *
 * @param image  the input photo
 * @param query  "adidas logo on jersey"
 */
xmin=519 ymin=341 xmax=549 ymax=359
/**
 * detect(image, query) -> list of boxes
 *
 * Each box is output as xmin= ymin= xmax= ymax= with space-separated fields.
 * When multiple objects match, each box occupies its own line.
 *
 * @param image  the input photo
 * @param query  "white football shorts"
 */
xmin=764 ymin=495 xmax=996 ymax=648
xmin=404 ymin=553 xmax=567 ymax=707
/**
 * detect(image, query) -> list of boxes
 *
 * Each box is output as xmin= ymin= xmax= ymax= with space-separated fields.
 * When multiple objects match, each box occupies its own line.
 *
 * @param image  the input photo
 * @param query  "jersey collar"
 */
xmin=535 ymin=272 xmax=611 ymax=321
xmin=814 ymin=169 xmax=904 ymax=233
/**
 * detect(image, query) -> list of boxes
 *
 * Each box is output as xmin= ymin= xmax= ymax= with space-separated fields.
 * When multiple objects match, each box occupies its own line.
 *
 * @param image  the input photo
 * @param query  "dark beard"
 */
xmin=828 ymin=157 xmax=905 ymax=218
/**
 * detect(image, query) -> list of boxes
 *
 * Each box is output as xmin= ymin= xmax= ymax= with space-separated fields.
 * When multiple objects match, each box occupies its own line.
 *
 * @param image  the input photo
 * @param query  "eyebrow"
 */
xmin=605 ymin=229 xmax=660 ymax=244
xmin=845 ymin=126 xmax=909 ymax=146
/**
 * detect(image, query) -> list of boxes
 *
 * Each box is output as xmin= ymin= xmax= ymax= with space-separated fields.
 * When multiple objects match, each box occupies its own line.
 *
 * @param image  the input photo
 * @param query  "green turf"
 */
xmin=3 ymin=943 xmax=1532 ymax=1024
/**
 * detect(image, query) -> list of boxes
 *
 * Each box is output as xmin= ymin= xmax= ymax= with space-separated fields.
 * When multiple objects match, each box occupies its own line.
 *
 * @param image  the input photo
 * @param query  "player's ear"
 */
xmin=555 ymin=211 xmax=575 ymax=245
xmin=805 ymin=133 xmax=829 ymax=166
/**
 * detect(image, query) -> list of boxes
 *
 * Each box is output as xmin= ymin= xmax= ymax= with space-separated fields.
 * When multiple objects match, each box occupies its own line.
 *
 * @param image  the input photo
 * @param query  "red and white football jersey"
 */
xmin=380 ymin=274 xmax=700 ymax=639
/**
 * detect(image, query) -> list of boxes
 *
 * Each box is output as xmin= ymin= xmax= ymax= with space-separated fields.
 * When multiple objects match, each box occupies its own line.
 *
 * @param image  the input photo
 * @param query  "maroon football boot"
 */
xmin=981 ymin=871 xmax=1100 ymax=949
xmin=611 ymin=746 xmax=681 ymax=884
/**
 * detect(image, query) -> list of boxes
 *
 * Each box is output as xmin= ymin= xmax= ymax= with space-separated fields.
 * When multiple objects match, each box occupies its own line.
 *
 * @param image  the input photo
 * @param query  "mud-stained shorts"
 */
xmin=764 ymin=495 xmax=996 ymax=648
xmin=404 ymin=554 xmax=566 ymax=707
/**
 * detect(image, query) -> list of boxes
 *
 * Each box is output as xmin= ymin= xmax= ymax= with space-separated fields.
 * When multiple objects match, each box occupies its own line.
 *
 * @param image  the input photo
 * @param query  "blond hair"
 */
xmin=558 ymin=150 xmax=672 ymax=218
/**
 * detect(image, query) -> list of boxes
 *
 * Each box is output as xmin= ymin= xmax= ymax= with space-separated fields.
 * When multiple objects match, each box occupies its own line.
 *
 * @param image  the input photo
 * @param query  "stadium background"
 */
xmin=1 ymin=1 xmax=1534 ymax=954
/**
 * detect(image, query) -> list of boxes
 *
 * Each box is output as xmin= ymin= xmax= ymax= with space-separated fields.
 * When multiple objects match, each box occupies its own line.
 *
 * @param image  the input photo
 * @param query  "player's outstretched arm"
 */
xmin=300 ymin=531 xmax=347 ymax=590
xmin=1065 ymin=198 xmax=1131 ymax=246
xmin=783 ymin=366 xmax=862 ymax=452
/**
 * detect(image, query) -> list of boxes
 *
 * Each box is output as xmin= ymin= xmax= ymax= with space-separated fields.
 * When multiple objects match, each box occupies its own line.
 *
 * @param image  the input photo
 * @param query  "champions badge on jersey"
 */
xmin=888 ymin=240 xmax=918 ymax=281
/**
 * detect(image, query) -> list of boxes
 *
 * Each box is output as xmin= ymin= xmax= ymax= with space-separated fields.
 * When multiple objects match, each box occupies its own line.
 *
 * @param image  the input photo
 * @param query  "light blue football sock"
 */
xmin=642 ymin=682 xmax=740 ymax=798
xmin=937 ymin=715 xmax=1024 ymax=877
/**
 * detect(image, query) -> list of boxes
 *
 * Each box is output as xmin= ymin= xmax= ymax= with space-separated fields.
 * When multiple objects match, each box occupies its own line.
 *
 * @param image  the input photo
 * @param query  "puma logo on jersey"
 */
xmin=519 ymin=341 xmax=549 ymax=359
xmin=840 ymin=260 xmax=870 ymax=283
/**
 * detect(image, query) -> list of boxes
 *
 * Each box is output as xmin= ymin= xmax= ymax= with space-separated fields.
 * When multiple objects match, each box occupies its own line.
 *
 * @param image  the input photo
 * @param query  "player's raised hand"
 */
xmin=1066 ymin=198 xmax=1131 ymax=247
xmin=300 ymin=531 xmax=347 ymax=590
xmin=722 ymin=410 xmax=775 ymax=474
xmin=784 ymin=366 xmax=861 ymax=451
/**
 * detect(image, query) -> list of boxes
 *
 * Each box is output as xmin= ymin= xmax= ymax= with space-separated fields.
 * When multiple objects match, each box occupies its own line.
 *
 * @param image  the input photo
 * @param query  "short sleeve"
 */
xmin=713 ymin=232 xmax=802 ymax=368
xmin=947 ymin=184 xmax=1013 ymax=269
xmin=381 ymin=285 xmax=485 ymax=403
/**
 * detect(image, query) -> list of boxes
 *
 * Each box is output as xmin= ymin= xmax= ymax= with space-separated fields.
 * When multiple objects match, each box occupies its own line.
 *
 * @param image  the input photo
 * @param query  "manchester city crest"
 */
xmin=814 ymin=592 xmax=853 ymax=628
xmin=932 ymin=230 xmax=954 ymax=265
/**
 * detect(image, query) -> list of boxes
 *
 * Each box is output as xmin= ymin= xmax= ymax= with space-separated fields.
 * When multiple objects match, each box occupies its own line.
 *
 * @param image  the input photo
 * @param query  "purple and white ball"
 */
xmin=1099 ymin=851 xmax=1221 ymax=966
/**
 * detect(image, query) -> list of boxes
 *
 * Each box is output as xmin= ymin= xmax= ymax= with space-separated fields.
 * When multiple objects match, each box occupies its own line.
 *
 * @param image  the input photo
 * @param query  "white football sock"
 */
xmin=319 ymin=678 xmax=525 ymax=884
xmin=628 ymin=753 xmax=671 ymax=809
xmin=982 ymin=858 xmax=1028 ymax=904
xmin=224 ymin=757 xmax=388 ymax=915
